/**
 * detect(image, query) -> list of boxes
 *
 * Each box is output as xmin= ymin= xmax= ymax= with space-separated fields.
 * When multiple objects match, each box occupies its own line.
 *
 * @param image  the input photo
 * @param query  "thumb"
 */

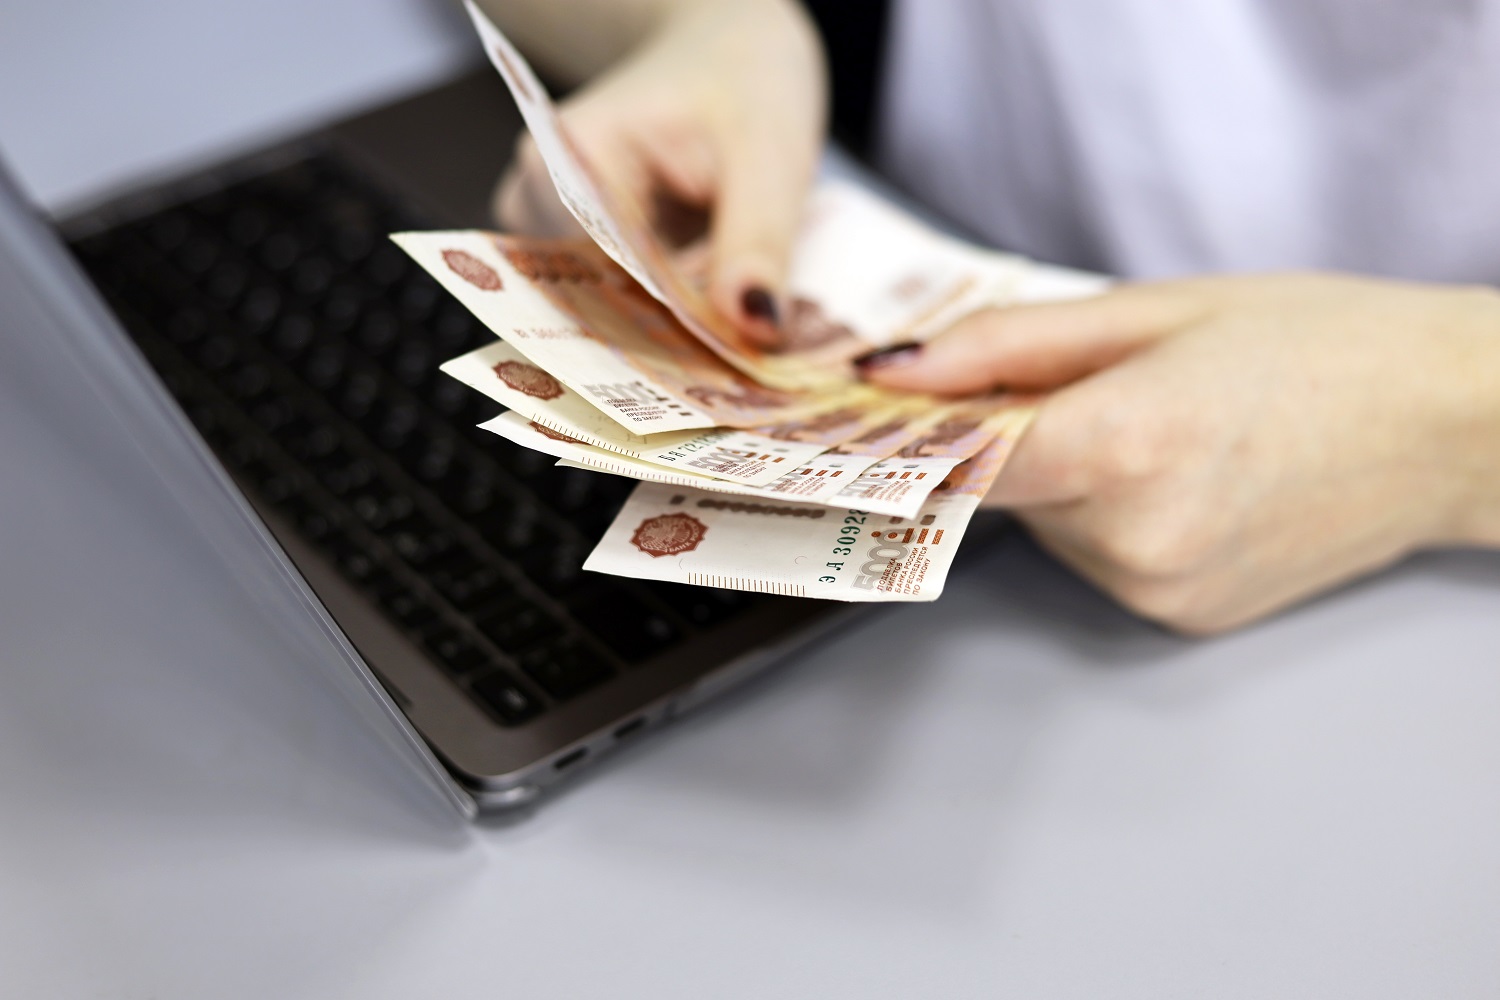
xmin=856 ymin=283 xmax=1203 ymax=395
xmin=979 ymin=376 xmax=1123 ymax=508
xmin=707 ymin=125 xmax=819 ymax=347
xmin=984 ymin=386 xmax=1104 ymax=509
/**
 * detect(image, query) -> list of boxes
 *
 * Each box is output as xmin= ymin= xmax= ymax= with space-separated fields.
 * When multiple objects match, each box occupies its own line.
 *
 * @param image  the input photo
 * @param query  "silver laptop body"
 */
xmin=6 ymin=70 xmax=855 ymax=816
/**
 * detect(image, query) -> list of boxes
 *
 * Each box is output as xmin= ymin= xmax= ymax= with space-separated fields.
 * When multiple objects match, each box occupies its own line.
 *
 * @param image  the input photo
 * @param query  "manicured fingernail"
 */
xmin=853 ymin=341 xmax=923 ymax=371
xmin=741 ymin=286 xmax=780 ymax=327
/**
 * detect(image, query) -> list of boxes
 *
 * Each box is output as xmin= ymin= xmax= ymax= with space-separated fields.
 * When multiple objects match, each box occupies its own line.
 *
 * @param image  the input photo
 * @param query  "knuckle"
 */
xmin=1093 ymin=416 xmax=1170 ymax=484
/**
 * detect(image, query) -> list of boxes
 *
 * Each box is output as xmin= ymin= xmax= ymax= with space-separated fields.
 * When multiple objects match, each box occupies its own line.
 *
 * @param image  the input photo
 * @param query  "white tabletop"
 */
xmin=3 ymin=3 xmax=1498 ymax=997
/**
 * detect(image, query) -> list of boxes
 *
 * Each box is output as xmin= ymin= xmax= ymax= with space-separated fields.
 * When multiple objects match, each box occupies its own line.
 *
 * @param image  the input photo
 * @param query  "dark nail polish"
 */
xmin=741 ymin=286 xmax=780 ymax=327
xmin=853 ymin=341 xmax=923 ymax=371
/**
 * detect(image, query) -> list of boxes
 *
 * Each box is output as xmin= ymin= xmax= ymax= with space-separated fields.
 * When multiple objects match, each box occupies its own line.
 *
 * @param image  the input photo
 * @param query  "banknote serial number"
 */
xmin=819 ymin=512 xmax=911 ymax=590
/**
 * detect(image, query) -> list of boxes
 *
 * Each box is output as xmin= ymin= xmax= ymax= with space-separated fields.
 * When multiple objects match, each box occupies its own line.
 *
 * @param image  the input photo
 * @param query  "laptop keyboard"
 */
xmin=66 ymin=149 xmax=762 ymax=726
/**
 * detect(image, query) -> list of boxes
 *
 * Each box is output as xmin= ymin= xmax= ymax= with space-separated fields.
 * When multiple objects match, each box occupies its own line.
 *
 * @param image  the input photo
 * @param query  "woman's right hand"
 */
xmin=493 ymin=0 xmax=827 ymax=345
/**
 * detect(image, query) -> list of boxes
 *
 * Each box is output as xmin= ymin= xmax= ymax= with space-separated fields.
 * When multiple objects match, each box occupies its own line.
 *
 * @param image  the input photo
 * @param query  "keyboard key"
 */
xmin=489 ymin=503 xmax=550 ymax=556
xmin=475 ymin=597 xmax=560 ymax=652
xmin=226 ymin=205 xmax=270 ymax=247
xmin=439 ymin=567 xmax=510 ymax=612
xmin=397 ymin=280 xmax=440 ymax=323
xmin=337 ymin=548 xmax=379 ymax=585
xmin=292 ymin=504 xmax=338 ymax=544
xmin=551 ymin=467 xmax=601 ymax=514
xmin=421 ymin=544 xmax=481 ymax=582
xmin=333 ymin=228 xmax=376 ymax=265
xmin=350 ymin=488 xmax=415 ymax=532
xmin=364 ymin=242 xmax=410 ymax=286
xmin=410 ymin=436 xmax=457 ymax=485
xmin=248 ymin=396 xmax=296 ymax=434
xmin=520 ymin=541 xmax=587 ymax=596
xmin=387 ymin=525 xmax=454 ymax=569
xmin=420 ymin=625 xmax=488 ymax=675
xmin=318 ymin=456 xmax=376 ymax=497
xmin=237 ymin=285 xmax=282 ymax=334
xmin=425 ymin=377 xmax=470 ymax=418
xmin=226 ymin=435 xmax=263 ymax=468
xmin=494 ymin=440 xmax=551 ymax=481
xmin=354 ymin=308 xmax=400 ymax=355
xmin=320 ymin=282 xmax=365 ymax=335
xmin=449 ymin=474 xmax=503 ymax=518
xmin=430 ymin=304 xmax=480 ymax=354
xmin=294 ymin=422 xmax=341 ymax=461
xmin=269 ymin=313 xmax=315 ymax=359
xmin=206 ymin=259 xmax=250 ymax=305
xmin=258 ymin=230 xmax=303 ymax=272
xmin=517 ymin=640 xmax=614 ymax=701
xmin=458 ymin=400 xmax=505 ymax=444
xmin=165 ymin=306 xmax=209 ymax=346
xmin=227 ymin=362 xmax=272 ymax=402
xmin=145 ymin=212 xmax=192 ymax=253
xmin=644 ymin=581 xmax=757 ymax=628
xmin=174 ymin=235 xmax=220 ymax=277
xmin=292 ymin=255 xmax=335 ymax=296
xmin=470 ymin=671 xmax=543 ymax=725
xmin=195 ymin=333 xmax=238 ymax=372
xmin=379 ymin=588 xmax=437 ymax=629
xmin=565 ymin=585 xmax=680 ymax=664
xmin=390 ymin=340 xmax=434 ymax=389
xmin=337 ymin=368 xmax=382 ymax=420
xmin=300 ymin=344 xmax=348 ymax=390
xmin=375 ymin=402 xmax=421 ymax=450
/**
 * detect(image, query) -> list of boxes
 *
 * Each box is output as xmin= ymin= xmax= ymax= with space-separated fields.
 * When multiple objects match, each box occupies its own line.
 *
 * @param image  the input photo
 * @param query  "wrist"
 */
xmin=640 ymin=0 xmax=827 ymax=127
xmin=1434 ymin=286 xmax=1500 ymax=547
xmin=657 ymin=0 xmax=825 ymax=64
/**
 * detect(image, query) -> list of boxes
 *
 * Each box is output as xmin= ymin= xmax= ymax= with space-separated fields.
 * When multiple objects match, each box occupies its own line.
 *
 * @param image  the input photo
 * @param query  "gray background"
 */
xmin=2 ymin=2 xmax=1498 ymax=997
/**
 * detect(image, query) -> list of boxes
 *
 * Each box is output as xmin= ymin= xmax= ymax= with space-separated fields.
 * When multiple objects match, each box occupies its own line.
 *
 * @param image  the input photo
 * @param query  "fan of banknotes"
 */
xmin=388 ymin=4 xmax=1105 ymax=603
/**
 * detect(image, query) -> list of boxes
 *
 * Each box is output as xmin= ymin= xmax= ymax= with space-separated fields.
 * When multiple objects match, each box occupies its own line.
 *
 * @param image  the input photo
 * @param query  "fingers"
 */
xmin=496 ymin=122 xmax=804 ymax=350
xmin=856 ymin=284 xmax=1205 ymax=394
xmin=706 ymin=124 xmax=820 ymax=348
xmin=979 ymin=351 xmax=1184 ymax=508
xmin=981 ymin=383 xmax=1242 ymax=634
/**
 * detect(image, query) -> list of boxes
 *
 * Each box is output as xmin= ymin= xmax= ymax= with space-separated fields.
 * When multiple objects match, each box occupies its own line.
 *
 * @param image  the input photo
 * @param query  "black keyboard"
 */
xmin=66 ymin=149 xmax=763 ymax=727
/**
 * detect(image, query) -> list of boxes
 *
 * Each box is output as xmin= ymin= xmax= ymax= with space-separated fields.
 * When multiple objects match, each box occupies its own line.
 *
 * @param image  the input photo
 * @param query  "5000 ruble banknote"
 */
xmin=583 ymin=435 xmax=1020 ymax=602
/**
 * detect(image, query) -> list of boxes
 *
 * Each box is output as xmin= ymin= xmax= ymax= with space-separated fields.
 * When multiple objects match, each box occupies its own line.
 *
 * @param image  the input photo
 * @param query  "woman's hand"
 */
xmin=859 ymin=274 xmax=1500 ymax=633
xmin=493 ymin=0 xmax=826 ymax=344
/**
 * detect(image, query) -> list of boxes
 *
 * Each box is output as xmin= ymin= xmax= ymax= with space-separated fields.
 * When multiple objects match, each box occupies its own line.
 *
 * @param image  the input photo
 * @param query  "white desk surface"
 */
xmin=2 ymin=4 xmax=1498 ymax=998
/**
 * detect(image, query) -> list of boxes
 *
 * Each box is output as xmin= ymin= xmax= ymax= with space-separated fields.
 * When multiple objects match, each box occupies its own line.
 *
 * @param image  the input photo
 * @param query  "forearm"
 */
xmin=1444 ymin=287 xmax=1500 ymax=547
xmin=473 ymin=0 xmax=769 ymax=86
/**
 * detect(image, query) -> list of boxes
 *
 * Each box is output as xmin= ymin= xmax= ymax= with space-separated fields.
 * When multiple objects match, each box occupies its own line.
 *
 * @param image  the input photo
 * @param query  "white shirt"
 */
xmin=879 ymin=0 xmax=1500 ymax=281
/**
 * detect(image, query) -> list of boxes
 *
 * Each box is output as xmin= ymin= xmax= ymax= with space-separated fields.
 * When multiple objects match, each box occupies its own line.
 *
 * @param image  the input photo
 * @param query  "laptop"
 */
xmin=4 ymin=68 xmax=860 ymax=816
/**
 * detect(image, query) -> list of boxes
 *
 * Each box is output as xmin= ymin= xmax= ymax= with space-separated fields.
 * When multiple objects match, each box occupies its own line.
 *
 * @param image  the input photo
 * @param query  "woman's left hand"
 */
xmin=858 ymin=274 xmax=1500 ymax=633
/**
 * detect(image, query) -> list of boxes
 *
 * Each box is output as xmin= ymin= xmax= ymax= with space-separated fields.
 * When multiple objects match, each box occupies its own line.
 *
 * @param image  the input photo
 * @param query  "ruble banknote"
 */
xmin=379 ymin=3 xmax=1115 ymax=603
xmin=582 ymin=434 xmax=1018 ymax=602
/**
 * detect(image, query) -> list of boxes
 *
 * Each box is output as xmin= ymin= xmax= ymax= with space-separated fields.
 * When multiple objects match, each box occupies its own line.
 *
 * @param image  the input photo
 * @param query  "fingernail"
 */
xmin=741 ymin=286 xmax=780 ymax=327
xmin=853 ymin=341 xmax=923 ymax=371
